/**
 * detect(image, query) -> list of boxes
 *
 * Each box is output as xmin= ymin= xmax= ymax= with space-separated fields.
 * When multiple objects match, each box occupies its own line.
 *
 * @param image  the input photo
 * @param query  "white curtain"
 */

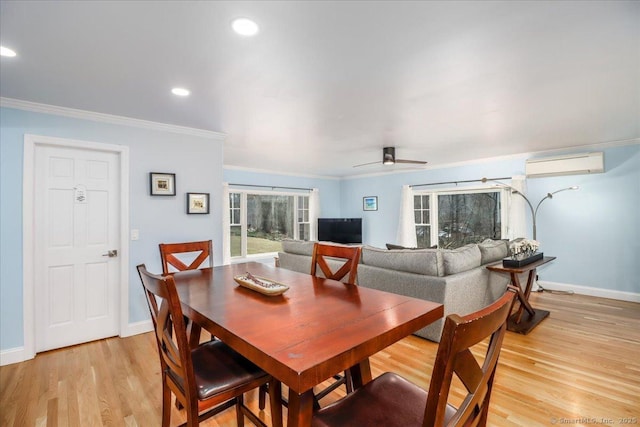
xmin=222 ymin=182 xmax=231 ymax=265
xmin=508 ymin=175 xmax=528 ymax=239
xmin=309 ymin=188 xmax=320 ymax=241
xmin=397 ymin=185 xmax=417 ymax=247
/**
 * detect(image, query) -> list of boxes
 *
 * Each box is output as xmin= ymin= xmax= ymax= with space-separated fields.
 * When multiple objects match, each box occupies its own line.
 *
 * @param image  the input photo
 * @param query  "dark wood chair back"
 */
xmin=424 ymin=287 xmax=515 ymax=426
xmin=137 ymin=264 xmax=200 ymax=409
xmin=311 ymin=288 xmax=516 ymax=427
xmin=159 ymin=240 xmax=214 ymax=346
xmin=159 ymin=240 xmax=213 ymax=275
xmin=311 ymin=243 xmax=361 ymax=285
xmin=136 ymin=264 xmax=283 ymax=427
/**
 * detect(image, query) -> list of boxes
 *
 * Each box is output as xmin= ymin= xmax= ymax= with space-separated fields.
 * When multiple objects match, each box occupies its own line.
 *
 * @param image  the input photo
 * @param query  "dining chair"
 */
xmin=310 ymin=242 xmax=361 ymax=285
xmin=159 ymin=240 xmax=213 ymax=275
xmin=310 ymin=287 xmax=517 ymax=427
xmin=259 ymin=242 xmax=362 ymax=411
xmin=159 ymin=240 xmax=214 ymax=347
xmin=310 ymin=243 xmax=362 ymax=401
xmin=137 ymin=264 xmax=283 ymax=427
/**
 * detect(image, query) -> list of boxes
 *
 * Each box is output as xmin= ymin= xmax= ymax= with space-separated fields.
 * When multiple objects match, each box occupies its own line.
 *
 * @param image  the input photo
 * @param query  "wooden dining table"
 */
xmin=171 ymin=262 xmax=444 ymax=427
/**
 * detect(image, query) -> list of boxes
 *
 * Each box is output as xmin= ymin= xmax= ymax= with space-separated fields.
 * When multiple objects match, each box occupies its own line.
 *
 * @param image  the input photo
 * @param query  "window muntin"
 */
xmin=229 ymin=190 xmax=310 ymax=258
xmin=298 ymin=196 xmax=310 ymax=241
xmin=414 ymin=194 xmax=431 ymax=249
xmin=230 ymin=193 xmax=242 ymax=257
xmin=414 ymin=189 xmax=503 ymax=249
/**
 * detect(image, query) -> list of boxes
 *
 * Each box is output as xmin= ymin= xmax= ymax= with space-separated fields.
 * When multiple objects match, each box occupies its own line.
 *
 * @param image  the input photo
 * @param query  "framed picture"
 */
xmin=150 ymin=172 xmax=176 ymax=196
xmin=363 ymin=196 xmax=378 ymax=211
xmin=187 ymin=192 xmax=210 ymax=214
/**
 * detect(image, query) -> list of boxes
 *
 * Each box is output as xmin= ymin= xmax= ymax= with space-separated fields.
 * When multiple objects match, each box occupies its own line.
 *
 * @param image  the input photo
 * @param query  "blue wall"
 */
xmin=1 ymin=104 xmax=638 ymax=354
xmin=340 ymin=145 xmax=640 ymax=293
xmin=1 ymin=107 xmax=224 ymax=350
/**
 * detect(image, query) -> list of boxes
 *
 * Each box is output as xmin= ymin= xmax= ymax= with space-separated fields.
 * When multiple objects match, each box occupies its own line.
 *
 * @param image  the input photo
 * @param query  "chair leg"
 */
xmin=186 ymin=397 xmax=199 ymax=427
xmin=236 ymin=395 xmax=245 ymax=427
xmin=345 ymin=370 xmax=354 ymax=393
xmin=268 ymin=381 xmax=284 ymax=427
xmin=258 ymin=384 xmax=268 ymax=410
xmin=161 ymin=381 xmax=171 ymax=427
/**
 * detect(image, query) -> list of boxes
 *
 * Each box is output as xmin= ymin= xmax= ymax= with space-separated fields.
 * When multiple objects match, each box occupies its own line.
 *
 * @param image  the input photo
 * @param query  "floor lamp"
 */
xmin=482 ymin=178 xmax=579 ymax=293
xmin=512 ymin=186 xmax=580 ymax=241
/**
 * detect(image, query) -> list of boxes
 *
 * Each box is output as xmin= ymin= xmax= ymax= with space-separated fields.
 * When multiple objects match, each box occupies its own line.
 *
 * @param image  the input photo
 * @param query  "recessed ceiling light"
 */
xmin=0 ymin=46 xmax=17 ymax=57
xmin=232 ymin=18 xmax=259 ymax=36
xmin=171 ymin=87 xmax=190 ymax=97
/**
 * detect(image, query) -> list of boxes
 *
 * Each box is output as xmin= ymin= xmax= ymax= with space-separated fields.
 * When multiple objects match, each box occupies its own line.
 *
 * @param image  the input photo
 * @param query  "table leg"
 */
xmin=508 ymin=268 xmax=550 ymax=334
xmin=511 ymin=271 xmax=536 ymax=323
xmin=287 ymin=389 xmax=314 ymax=427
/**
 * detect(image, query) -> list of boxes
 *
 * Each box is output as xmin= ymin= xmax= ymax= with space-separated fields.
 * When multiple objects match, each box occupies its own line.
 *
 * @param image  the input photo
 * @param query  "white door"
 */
xmin=34 ymin=144 xmax=120 ymax=352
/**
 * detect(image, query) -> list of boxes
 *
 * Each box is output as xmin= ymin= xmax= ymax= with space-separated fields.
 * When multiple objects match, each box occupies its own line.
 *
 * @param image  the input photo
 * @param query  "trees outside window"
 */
xmin=230 ymin=191 xmax=310 ymax=258
xmin=414 ymin=189 xmax=503 ymax=249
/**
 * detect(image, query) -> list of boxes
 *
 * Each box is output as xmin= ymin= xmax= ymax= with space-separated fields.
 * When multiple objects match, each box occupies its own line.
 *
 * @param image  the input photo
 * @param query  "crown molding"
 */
xmin=0 ymin=97 xmax=226 ymax=141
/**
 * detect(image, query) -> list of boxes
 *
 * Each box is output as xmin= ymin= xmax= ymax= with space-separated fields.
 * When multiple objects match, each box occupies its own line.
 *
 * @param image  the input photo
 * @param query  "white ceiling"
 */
xmin=1 ymin=1 xmax=638 ymax=177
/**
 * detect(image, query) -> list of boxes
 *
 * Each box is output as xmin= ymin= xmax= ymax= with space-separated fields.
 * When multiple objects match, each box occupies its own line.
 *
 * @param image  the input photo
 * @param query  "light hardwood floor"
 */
xmin=1 ymin=292 xmax=639 ymax=426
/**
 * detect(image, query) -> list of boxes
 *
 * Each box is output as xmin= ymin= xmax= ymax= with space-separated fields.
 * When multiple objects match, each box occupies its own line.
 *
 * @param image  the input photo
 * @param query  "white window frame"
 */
xmin=413 ymin=185 xmax=509 ymax=248
xmin=297 ymin=195 xmax=311 ymax=241
xmin=229 ymin=189 xmax=310 ymax=260
xmin=414 ymin=193 xmax=431 ymax=247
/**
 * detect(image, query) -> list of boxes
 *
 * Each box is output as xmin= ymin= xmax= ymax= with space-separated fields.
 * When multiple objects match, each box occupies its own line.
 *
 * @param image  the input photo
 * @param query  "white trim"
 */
xmin=1 ymin=97 xmax=226 ymax=141
xmin=538 ymin=281 xmax=640 ymax=303
xmin=23 ymin=134 xmax=130 ymax=362
xmin=0 ymin=347 xmax=29 ymax=367
xmin=120 ymin=320 xmax=154 ymax=337
xmin=2 ymin=319 xmax=153 ymax=366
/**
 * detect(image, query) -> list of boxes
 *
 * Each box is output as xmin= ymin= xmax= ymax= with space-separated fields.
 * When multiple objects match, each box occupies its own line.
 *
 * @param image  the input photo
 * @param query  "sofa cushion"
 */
xmin=361 ymin=246 xmax=443 ymax=277
xmin=478 ymin=239 xmax=509 ymax=264
xmin=281 ymin=239 xmax=315 ymax=256
xmin=442 ymin=244 xmax=481 ymax=275
xmin=386 ymin=243 xmax=437 ymax=250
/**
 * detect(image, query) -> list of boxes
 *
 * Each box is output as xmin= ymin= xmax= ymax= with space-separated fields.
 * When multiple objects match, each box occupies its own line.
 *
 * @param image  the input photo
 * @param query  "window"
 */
xmin=229 ymin=191 xmax=310 ymax=258
xmin=298 ymin=196 xmax=310 ymax=241
xmin=230 ymin=193 xmax=242 ymax=257
xmin=414 ymin=188 xmax=505 ymax=249
xmin=414 ymin=194 xmax=431 ymax=248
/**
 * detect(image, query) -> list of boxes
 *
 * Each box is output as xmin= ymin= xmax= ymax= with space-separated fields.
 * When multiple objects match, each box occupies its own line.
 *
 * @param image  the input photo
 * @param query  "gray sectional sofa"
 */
xmin=277 ymin=239 xmax=511 ymax=342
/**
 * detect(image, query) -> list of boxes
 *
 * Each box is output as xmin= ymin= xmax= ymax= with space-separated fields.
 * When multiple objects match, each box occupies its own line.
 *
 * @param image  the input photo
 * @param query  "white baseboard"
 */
xmin=0 ymin=346 xmax=32 ymax=366
xmin=120 ymin=319 xmax=153 ymax=337
xmin=1 ymin=320 xmax=154 ymax=366
xmin=537 ymin=281 xmax=640 ymax=302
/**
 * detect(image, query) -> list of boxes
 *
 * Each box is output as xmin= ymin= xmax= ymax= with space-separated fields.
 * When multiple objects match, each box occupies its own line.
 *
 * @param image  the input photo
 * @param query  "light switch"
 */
xmin=131 ymin=229 xmax=139 ymax=240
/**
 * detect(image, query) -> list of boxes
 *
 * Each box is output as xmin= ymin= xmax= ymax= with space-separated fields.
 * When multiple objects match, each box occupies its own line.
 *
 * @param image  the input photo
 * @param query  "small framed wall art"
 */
xmin=363 ymin=196 xmax=378 ymax=211
xmin=149 ymin=172 xmax=176 ymax=196
xmin=187 ymin=192 xmax=210 ymax=214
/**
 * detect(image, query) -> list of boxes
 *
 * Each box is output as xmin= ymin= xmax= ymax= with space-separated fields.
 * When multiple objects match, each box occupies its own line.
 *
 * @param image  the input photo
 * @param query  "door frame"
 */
xmin=23 ymin=134 xmax=130 ymax=360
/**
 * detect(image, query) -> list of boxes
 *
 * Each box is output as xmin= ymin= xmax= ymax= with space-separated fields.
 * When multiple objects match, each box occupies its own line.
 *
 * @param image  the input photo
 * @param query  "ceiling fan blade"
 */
xmin=395 ymin=158 xmax=428 ymax=165
xmin=353 ymin=160 xmax=382 ymax=168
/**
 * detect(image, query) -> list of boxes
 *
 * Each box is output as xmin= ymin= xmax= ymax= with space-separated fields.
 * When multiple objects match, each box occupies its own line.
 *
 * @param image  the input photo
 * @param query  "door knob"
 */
xmin=102 ymin=250 xmax=118 ymax=258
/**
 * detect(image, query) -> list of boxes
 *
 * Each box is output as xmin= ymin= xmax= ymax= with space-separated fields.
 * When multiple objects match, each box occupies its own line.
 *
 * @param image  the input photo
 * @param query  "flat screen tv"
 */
xmin=317 ymin=218 xmax=362 ymax=244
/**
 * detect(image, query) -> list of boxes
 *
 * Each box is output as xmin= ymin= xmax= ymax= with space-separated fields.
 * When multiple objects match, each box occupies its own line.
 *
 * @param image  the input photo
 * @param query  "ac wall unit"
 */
xmin=525 ymin=152 xmax=604 ymax=178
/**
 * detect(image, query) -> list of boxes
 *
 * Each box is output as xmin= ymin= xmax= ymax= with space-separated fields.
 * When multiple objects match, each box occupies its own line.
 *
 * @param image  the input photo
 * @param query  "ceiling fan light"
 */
xmin=383 ymin=147 xmax=395 ymax=164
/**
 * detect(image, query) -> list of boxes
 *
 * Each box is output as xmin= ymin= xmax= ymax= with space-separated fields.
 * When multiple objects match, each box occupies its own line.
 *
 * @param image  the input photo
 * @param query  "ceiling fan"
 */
xmin=353 ymin=147 xmax=428 ymax=168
